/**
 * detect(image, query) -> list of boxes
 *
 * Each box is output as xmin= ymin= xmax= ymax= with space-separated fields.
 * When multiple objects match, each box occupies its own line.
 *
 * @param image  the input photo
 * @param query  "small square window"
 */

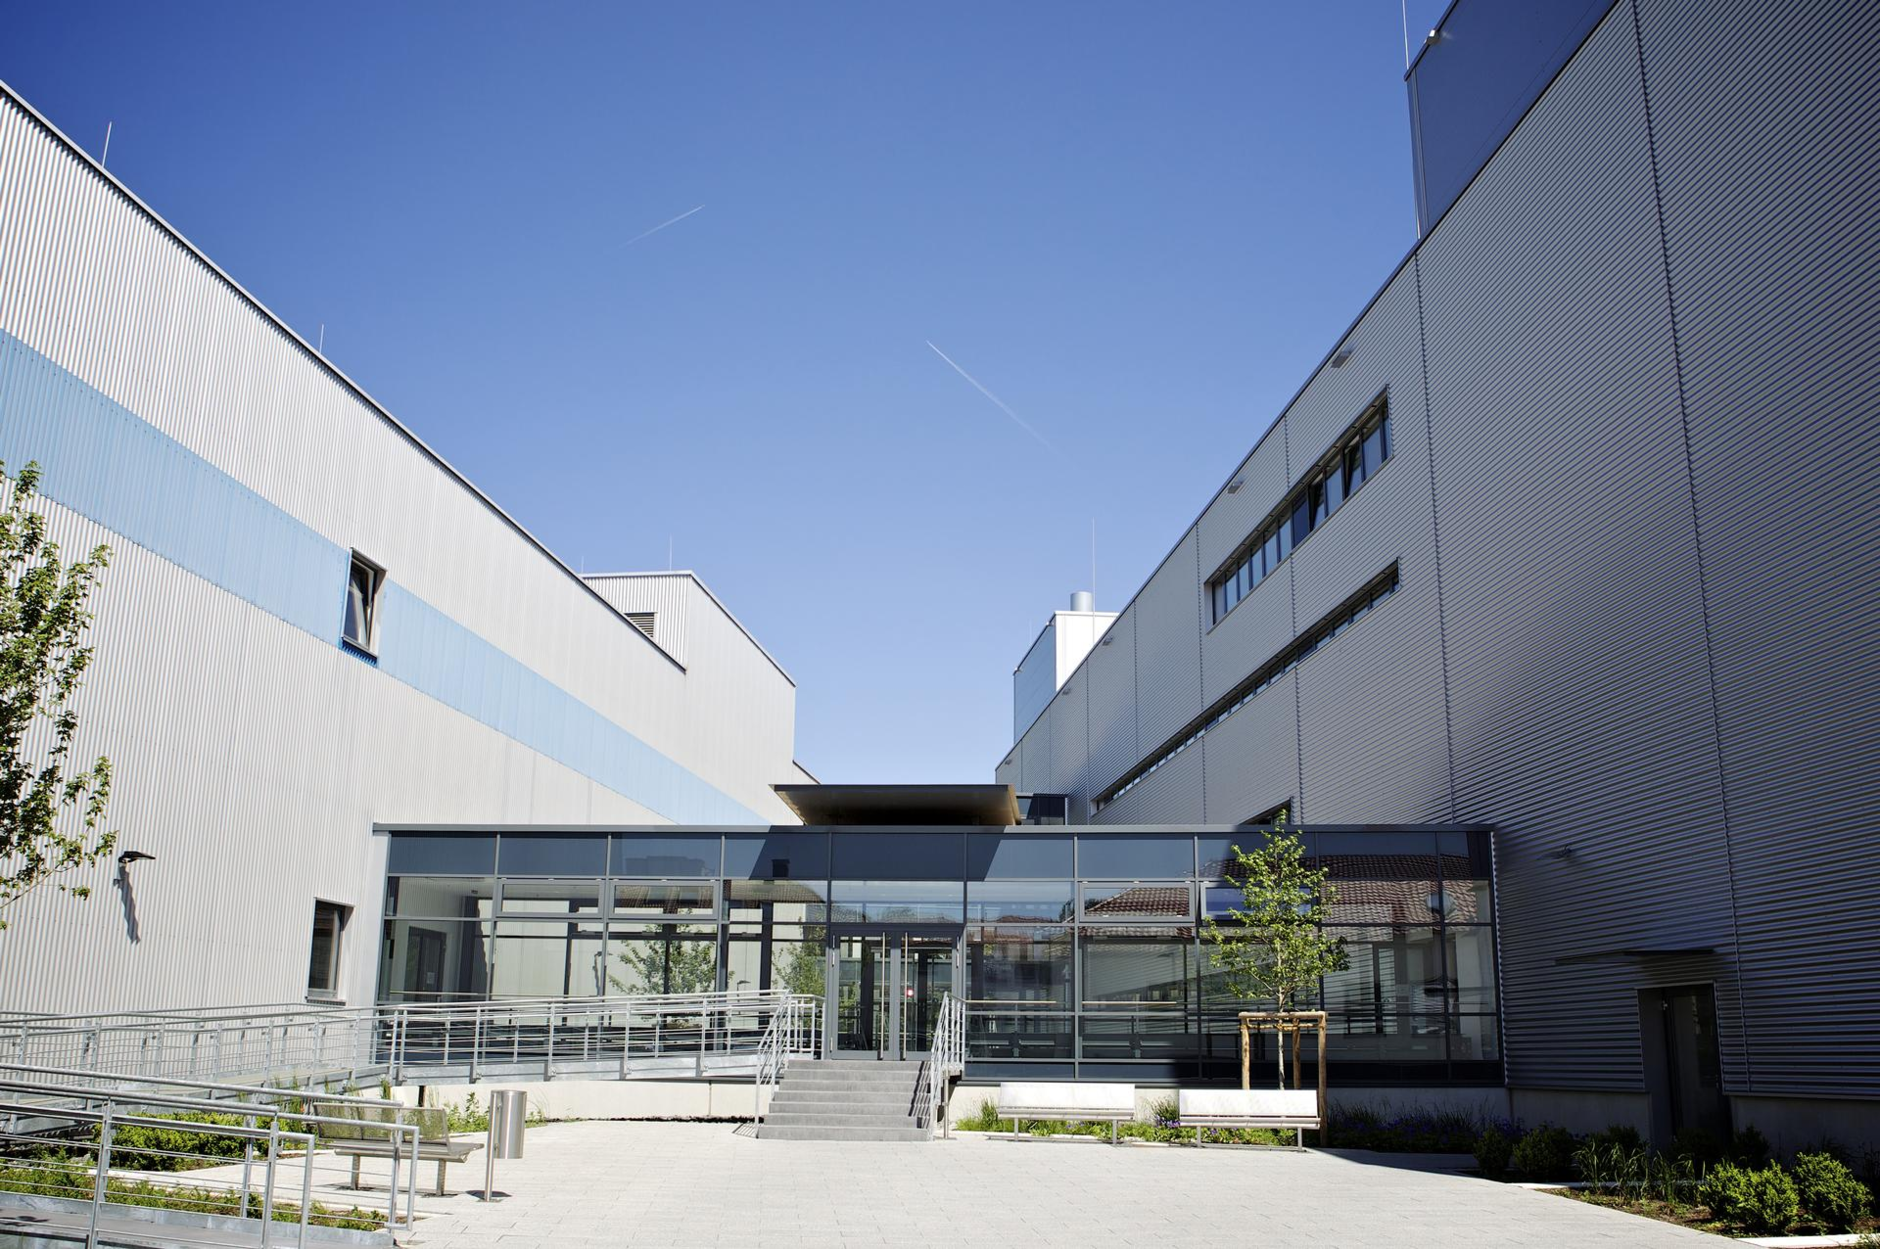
xmin=342 ymin=553 xmax=384 ymax=652
xmin=307 ymin=900 xmax=351 ymax=1000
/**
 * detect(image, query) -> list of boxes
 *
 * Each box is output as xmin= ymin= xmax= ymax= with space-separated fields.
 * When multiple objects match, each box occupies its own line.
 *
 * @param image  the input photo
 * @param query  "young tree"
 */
xmin=1201 ymin=823 xmax=1347 ymax=1086
xmin=609 ymin=934 xmax=715 ymax=995
xmin=0 ymin=461 xmax=114 ymax=930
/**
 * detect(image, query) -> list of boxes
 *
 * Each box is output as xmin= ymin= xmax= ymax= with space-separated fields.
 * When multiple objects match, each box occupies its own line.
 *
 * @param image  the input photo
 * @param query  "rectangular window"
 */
xmin=1323 ymin=463 xmax=1346 ymax=515
xmin=307 ymin=901 xmax=351 ymax=999
xmin=342 ymin=553 xmax=383 ymax=652
xmin=1207 ymin=393 xmax=1392 ymax=625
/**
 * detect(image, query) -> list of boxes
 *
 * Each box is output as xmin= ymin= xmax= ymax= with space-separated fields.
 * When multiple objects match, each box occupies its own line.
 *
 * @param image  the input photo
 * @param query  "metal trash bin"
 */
xmin=482 ymin=1090 xmax=526 ymax=1200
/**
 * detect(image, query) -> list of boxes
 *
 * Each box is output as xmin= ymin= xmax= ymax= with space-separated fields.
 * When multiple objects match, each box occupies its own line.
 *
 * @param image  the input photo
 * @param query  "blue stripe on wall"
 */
xmin=0 ymin=328 xmax=763 ymax=826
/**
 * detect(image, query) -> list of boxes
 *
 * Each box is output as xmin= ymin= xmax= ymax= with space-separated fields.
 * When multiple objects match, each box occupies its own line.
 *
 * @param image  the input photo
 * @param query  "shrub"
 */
xmin=1673 ymin=1126 xmax=1725 ymax=1166
xmin=1324 ymin=1103 xmax=1489 ymax=1153
xmin=102 ymin=1113 xmax=257 ymax=1172
xmin=1736 ymin=1164 xmax=1799 ymax=1234
xmin=1474 ymin=1126 xmax=1513 ymax=1180
xmin=1732 ymin=1125 xmax=1771 ymax=1168
xmin=1699 ymin=1162 xmax=1748 ymax=1222
xmin=1584 ymin=1123 xmax=1643 ymax=1152
xmin=1703 ymin=1162 xmax=1798 ymax=1234
xmin=1792 ymin=1152 xmax=1872 ymax=1232
xmin=1510 ymin=1125 xmax=1577 ymax=1180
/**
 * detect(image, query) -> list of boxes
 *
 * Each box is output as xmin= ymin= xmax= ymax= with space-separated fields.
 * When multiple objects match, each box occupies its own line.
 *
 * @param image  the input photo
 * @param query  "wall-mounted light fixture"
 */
xmin=1330 ymin=348 xmax=1354 ymax=368
xmin=1100 ymin=636 xmax=1114 ymax=646
xmin=117 ymin=851 xmax=155 ymax=869
xmin=1226 ymin=478 xmax=1245 ymax=494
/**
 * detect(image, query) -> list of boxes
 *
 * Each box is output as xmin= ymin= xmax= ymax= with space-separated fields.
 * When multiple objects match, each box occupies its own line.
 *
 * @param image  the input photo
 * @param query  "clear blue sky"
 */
xmin=5 ymin=2 xmax=1447 ymax=784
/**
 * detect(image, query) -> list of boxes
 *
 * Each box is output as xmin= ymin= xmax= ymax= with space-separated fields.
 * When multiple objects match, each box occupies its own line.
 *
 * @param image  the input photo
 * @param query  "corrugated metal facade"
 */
xmin=0 ymin=86 xmax=802 ymax=1014
xmin=1005 ymin=0 xmax=1880 ymax=1108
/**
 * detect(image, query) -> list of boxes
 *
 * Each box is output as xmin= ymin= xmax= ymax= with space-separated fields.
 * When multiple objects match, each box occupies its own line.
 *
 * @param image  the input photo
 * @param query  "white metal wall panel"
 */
xmin=1289 ymin=263 xmax=1451 ymax=824
xmin=1048 ymin=669 xmax=1090 ymax=818
xmin=1083 ymin=610 xmax=1135 ymax=795
xmin=0 ymin=92 xmax=799 ymax=827
xmin=1199 ymin=563 xmax=1293 ymax=708
xmin=1196 ymin=419 xmax=1291 ymax=576
xmin=0 ymin=86 xmax=801 ymax=1014
xmin=1419 ymin=4 xmax=1735 ymax=1092
xmin=1010 ymin=619 xmax=1057 ymax=743
xmin=583 ymin=572 xmax=693 ymax=667
xmin=1200 ymin=672 xmax=1298 ymax=825
xmin=1635 ymin=0 xmax=1880 ymax=1098
xmin=1093 ymin=739 xmax=1204 ymax=826
xmin=1131 ymin=530 xmax=1204 ymax=751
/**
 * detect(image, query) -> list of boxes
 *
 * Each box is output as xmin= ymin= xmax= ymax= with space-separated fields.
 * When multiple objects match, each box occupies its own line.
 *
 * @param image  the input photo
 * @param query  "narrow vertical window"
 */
xmin=342 ymin=553 xmax=384 ymax=652
xmin=307 ymin=901 xmax=351 ymax=1000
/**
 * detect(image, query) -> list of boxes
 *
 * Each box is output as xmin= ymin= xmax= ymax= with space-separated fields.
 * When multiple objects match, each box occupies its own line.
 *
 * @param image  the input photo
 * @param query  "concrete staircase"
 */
xmin=758 ymin=1059 xmax=929 ymax=1141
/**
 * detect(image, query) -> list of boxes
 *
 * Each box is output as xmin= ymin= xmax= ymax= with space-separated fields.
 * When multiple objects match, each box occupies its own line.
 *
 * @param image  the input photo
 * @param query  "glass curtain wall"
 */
xmin=378 ymin=826 xmax=1498 ymax=1086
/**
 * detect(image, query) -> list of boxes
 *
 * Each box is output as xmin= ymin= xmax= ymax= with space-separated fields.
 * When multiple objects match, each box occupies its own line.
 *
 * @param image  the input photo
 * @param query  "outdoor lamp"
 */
xmin=117 ymin=851 xmax=155 ymax=868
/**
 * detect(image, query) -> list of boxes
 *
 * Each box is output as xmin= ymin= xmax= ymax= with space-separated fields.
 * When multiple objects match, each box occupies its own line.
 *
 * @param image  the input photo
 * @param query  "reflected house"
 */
xmin=377 ymin=784 xmax=1501 ymax=1087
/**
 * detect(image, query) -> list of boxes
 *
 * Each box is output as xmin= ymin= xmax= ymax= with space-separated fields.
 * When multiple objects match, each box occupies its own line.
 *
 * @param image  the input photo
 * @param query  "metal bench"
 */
xmin=1176 ymin=1088 xmax=1321 ymax=1147
xmin=995 ymin=1082 xmax=1137 ymax=1144
xmin=312 ymin=1101 xmax=481 ymax=1195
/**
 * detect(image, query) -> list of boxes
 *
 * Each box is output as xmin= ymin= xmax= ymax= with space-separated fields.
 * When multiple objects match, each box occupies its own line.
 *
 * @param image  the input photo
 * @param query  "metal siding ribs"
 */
xmin=1635 ymin=0 xmax=1880 ymax=1099
xmin=1419 ymin=5 xmax=1733 ymax=1093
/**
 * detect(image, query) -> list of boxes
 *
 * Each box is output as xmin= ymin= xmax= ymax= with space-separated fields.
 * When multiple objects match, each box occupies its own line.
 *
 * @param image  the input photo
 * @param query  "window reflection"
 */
xmin=604 ymin=925 xmax=718 ymax=996
xmin=966 ymin=881 xmax=1073 ymax=923
xmin=490 ymin=919 xmax=606 ymax=998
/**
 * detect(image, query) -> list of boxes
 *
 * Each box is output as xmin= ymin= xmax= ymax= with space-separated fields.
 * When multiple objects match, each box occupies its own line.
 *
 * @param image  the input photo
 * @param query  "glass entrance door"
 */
xmin=828 ymin=927 xmax=958 ymax=1059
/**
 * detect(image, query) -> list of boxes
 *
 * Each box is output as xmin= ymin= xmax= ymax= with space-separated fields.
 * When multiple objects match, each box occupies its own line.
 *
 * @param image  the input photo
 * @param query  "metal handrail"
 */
xmin=923 ymin=994 xmax=966 ymax=1141
xmin=1 ymin=990 xmax=815 ymax=1092
xmin=0 ymin=1063 xmax=423 ymax=1229
xmin=750 ymin=996 xmax=820 ymax=1136
xmin=0 ymin=1092 xmax=321 ymax=1247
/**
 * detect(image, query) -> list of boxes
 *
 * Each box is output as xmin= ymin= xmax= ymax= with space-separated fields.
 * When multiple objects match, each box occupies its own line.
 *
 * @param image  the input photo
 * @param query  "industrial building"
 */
xmin=0 ymin=79 xmax=811 ymax=1016
xmin=1000 ymin=0 xmax=1880 ymax=1145
xmin=1 ymin=0 xmax=1876 ymax=1156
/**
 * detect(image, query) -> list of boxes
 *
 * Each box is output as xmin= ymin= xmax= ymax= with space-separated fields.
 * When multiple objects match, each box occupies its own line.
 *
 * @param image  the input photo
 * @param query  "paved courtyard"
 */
xmin=392 ymin=1121 xmax=1737 ymax=1248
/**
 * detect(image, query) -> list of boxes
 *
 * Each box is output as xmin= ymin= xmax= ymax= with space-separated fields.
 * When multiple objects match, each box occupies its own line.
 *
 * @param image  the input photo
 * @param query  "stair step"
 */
xmin=758 ymin=1124 xmax=931 ymax=1142
xmin=769 ymin=1095 xmax=916 ymax=1112
xmin=763 ymin=1111 xmax=926 ymax=1129
xmin=770 ymin=1090 xmax=917 ymax=1106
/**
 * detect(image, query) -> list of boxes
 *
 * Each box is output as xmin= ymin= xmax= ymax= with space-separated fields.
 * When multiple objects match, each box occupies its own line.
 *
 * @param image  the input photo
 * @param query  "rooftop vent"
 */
xmin=625 ymin=611 xmax=655 ymax=640
xmin=1069 ymin=590 xmax=1094 ymax=612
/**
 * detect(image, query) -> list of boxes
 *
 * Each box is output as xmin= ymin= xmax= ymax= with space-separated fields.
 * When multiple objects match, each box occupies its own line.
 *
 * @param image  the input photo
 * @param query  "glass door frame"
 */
xmin=825 ymin=924 xmax=961 ymax=1060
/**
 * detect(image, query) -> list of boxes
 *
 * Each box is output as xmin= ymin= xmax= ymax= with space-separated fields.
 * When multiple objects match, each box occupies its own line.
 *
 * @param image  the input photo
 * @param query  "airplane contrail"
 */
xmin=926 ymin=341 xmax=1061 ymax=455
xmin=623 ymin=204 xmax=705 ymax=247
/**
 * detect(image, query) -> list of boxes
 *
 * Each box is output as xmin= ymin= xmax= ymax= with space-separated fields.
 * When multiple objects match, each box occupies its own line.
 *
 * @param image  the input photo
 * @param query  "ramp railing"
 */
xmin=1 ymin=990 xmax=823 ymax=1091
xmin=750 ymin=995 xmax=822 ymax=1134
xmin=921 ymin=994 xmax=967 ymax=1140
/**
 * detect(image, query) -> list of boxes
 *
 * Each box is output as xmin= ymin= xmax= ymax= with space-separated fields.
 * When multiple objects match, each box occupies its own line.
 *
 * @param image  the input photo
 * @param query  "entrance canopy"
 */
xmin=775 ymin=783 xmax=1022 ymax=827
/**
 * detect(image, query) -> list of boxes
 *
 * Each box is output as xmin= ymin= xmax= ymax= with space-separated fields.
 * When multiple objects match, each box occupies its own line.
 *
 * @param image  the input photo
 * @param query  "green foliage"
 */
xmin=1474 ymin=1126 xmax=1512 ymax=1180
xmin=1325 ymin=1104 xmax=1487 ymax=1153
xmin=1792 ymin=1152 xmax=1872 ymax=1232
xmin=609 ymin=937 xmax=715 ymax=995
xmin=776 ymin=928 xmax=826 ymax=998
xmin=954 ymin=1098 xmax=1292 ymax=1146
xmin=1584 ymin=1123 xmax=1643 ymax=1152
xmin=1199 ymin=822 xmax=1348 ymax=1086
xmin=1510 ymin=1125 xmax=1577 ymax=1180
xmin=0 ymin=1158 xmax=380 ymax=1230
xmin=1701 ymin=1162 xmax=1799 ymax=1234
xmin=0 ymin=461 xmax=114 ymax=930
xmin=442 ymin=1092 xmax=548 ymax=1134
xmin=102 ymin=1113 xmax=257 ymax=1172
xmin=1735 ymin=1165 xmax=1799 ymax=1234
xmin=1732 ymin=1125 xmax=1771 ymax=1168
xmin=1672 ymin=1125 xmax=1724 ymax=1166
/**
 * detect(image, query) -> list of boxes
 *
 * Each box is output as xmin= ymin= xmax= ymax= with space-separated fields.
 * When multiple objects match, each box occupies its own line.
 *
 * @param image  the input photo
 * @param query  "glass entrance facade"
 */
xmin=378 ymin=824 xmax=1499 ymax=1086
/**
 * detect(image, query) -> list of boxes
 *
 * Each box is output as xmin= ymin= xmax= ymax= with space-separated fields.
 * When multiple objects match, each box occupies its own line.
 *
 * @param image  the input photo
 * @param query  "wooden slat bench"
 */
xmin=312 ymin=1101 xmax=481 ymax=1195
xmin=995 ymin=1082 xmax=1137 ymax=1144
xmin=1176 ymin=1088 xmax=1321 ymax=1147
